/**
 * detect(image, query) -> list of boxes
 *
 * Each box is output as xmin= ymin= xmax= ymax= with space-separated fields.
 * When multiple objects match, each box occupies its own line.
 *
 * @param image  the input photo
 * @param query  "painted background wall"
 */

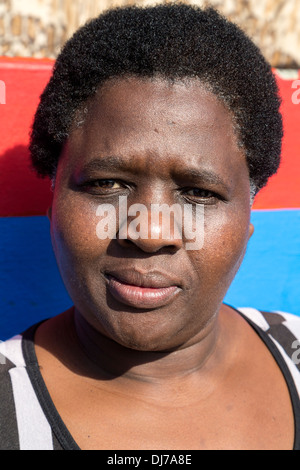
xmin=1 ymin=0 xmax=300 ymax=339
xmin=0 ymin=57 xmax=299 ymax=340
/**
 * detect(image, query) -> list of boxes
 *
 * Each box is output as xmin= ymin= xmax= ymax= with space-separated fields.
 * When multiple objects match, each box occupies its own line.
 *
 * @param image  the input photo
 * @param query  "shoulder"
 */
xmin=236 ymin=307 xmax=300 ymax=340
xmin=228 ymin=305 xmax=300 ymax=363
xmin=0 ymin=331 xmax=57 ymax=450
xmin=234 ymin=307 xmax=300 ymax=392
xmin=0 ymin=335 xmax=25 ymax=450
xmin=0 ymin=334 xmax=25 ymax=369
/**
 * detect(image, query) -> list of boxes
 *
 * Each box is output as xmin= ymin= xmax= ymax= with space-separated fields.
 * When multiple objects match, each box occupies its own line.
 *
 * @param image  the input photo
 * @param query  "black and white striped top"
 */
xmin=0 ymin=308 xmax=299 ymax=450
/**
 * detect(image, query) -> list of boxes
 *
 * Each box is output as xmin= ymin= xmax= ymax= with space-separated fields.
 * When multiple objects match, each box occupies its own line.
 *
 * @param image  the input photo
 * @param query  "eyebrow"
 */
xmin=173 ymin=168 xmax=232 ymax=193
xmin=79 ymin=156 xmax=231 ymax=192
xmin=79 ymin=156 xmax=126 ymax=173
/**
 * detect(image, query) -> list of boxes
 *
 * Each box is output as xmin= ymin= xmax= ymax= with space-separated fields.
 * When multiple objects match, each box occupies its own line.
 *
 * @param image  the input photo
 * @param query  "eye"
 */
xmin=185 ymin=188 xmax=215 ymax=197
xmin=80 ymin=178 xmax=126 ymax=195
xmin=91 ymin=179 xmax=122 ymax=189
xmin=182 ymin=188 xmax=220 ymax=204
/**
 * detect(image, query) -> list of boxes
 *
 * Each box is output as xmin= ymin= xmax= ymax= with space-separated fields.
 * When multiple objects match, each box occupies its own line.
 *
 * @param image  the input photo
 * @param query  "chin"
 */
xmin=105 ymin=319 xmax=176 ymax=352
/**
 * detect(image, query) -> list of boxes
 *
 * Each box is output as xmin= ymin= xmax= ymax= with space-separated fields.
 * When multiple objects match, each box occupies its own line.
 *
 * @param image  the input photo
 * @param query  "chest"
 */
xmin=48 ymin=371 xmax=295 ymax=450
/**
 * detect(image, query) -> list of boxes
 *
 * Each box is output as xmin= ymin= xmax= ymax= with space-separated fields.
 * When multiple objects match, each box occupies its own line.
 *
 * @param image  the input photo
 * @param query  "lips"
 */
xmin=104 ymin=270 xmax=182 ymax=309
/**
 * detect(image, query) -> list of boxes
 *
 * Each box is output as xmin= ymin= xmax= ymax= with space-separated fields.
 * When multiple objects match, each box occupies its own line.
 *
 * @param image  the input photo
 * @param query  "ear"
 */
xmin=248 ymin=222 xmax=254 ymax=240
xmin=47 ymin=206 xmax=52 ymax=221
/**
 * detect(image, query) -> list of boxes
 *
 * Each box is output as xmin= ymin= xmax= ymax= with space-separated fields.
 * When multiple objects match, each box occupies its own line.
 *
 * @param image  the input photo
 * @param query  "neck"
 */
xmin=72 ymin=307 xmax=223 ymax=384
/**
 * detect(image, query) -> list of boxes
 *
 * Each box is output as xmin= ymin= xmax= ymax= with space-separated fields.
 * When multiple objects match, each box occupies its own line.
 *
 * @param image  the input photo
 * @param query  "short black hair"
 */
xmin=29 ymin=3 xmax=283 ymax=193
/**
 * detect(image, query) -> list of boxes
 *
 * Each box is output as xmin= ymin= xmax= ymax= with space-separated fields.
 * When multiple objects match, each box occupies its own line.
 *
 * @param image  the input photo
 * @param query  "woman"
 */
xmin=0 ymin=4 xmax=299 ymax=450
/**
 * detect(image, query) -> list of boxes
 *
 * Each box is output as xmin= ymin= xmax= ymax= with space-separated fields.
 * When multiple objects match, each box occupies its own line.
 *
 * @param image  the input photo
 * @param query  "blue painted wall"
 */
xmin=0 ymin=209 xmax=299 ymax=340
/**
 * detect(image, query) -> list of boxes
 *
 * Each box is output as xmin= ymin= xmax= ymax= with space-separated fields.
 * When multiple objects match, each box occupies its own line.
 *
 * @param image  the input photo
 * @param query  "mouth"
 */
xmin=104 ymin=270 xmax=182 ymax=309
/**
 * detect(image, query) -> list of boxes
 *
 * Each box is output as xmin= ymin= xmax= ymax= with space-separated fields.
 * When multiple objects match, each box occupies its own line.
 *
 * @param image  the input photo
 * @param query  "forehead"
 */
xmin=63 ymin=77 xmax=246 ymax=180
xmin=78 ymin=77 xmax=236 ymax=136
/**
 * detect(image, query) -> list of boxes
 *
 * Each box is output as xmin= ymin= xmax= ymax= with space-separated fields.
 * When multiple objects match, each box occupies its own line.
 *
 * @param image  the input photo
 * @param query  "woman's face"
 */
xmin=50 ymin=77 xmax=253 ymax=351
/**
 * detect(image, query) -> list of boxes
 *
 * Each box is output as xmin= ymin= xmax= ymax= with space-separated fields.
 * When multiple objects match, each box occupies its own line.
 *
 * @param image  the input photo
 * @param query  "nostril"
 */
xmin=117 ymin=232 xmax=182 ymax=254
xmin=118 ymin=238 xmax=135 ymax=248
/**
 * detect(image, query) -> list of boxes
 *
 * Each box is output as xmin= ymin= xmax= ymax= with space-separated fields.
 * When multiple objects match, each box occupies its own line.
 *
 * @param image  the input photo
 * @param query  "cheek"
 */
xmin=190 ymin=208 xmax=250 ymax=289
xmin=50 ymin=194 xmax=109 ymax=274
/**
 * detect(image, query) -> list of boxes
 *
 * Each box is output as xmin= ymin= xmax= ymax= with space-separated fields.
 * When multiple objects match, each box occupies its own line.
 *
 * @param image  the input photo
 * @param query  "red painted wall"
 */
xmin=0 ymin=57 xmax=299 ymax=216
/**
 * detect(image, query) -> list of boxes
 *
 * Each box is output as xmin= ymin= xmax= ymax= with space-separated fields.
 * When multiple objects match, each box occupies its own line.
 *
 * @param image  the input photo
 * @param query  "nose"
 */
xmin=117 ymin=200 xmax=183 ymax=253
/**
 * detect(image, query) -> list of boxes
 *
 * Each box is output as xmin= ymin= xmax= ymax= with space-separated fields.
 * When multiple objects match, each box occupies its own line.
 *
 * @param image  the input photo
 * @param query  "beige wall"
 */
xmin=1 ymin=0 xmax=300 ymax=67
